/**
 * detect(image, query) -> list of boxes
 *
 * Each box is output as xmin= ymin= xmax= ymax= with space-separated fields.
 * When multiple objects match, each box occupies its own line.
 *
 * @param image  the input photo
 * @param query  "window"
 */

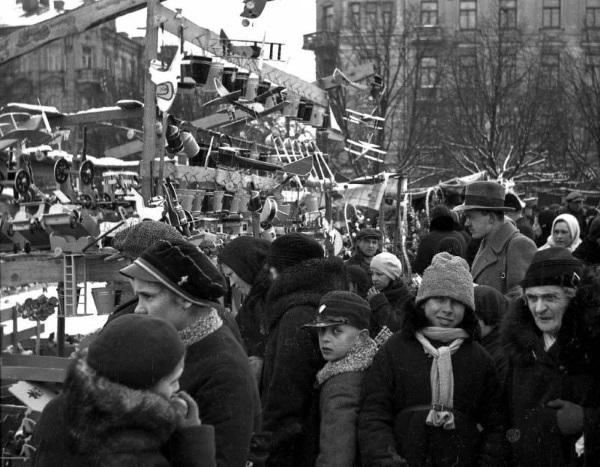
xmin=586 ymin=0 xmax=600 ymax=28
xmin=41 ymin=47 xmax=62 ymax=71
xmin=500 ymin=0 xmax=517 ymax=29
xmin=20 ymin=55 xmax=30 ymax=73
xmin=459 ymin=55 xmax=477 ymax=83
xmin=82 ymin=46 xmax=93 ymax=69
xmin=349 ymin=2 xmax=361 ymax=28
xmin=502 ymin=53 xmax=517 ymax=83
xmin=419 ymin=56 xmax=438 ymax=88
xmin=421 ymin=1 xmax=438 ymax=26
xmin=365 ymin=2 xmax=378 ymax=27
xmin=323 ymin=5 xmax=334 ymax=30
xmin=542 ymin=0 xmax=560 ymax=28
xmin=585 ymin=53 xmax=600 ymax=83
xmin=459 ymin=1 xmax=477 ymax=30
xmin=541 ymin=53 xmax=560 ymax=87
xmin=380 ymin=2 xmax=394 ymax=29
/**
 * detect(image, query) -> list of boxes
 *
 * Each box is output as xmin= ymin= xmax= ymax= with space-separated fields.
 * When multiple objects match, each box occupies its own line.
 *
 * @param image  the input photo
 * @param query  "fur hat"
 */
xmin=370 ymin=252 xmax=403 ymax=280
xmin=521 ymin=247 xmax=583 ymax=289
xmin=417 ymin=252 xmax=474 ymax=310
xmin=454 ymin=181 xmax=514 ymax=212
xmin=120 ymin=238 xmax=226 ymax=305
xmin=266 ymin=232 xmax=323 ymax=272
xmin=218 ymin=236 xmax=270 ymax=285
xmin=106 ymin=221 xmax=183 ymax=261
xmin=87 ymin=314 xmax=185 ymax=390
xmin=356 ymin=228 xmax=382 ymax=241
xmin=303 ymin=291 xmax=370 ymax=330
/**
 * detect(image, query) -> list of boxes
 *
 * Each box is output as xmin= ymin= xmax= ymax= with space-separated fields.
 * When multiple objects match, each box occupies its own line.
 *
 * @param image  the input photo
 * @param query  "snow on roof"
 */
xmin=1 ymin=0 xmax=85 ymax=28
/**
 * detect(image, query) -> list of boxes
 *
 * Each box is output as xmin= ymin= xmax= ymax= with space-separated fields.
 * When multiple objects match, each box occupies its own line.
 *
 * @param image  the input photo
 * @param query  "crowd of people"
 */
xmin=29 ymin=180 xmax=600 ymax=466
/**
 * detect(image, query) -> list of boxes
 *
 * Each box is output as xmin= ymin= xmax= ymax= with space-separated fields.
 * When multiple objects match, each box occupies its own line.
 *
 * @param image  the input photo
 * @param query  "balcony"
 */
xmin=303 ymin=31 xmax=338 ymax=51
xmin=76 ymin=68 xmax=104 ymax=83
xmin=411 ymin=25 xmax=443 ymax=44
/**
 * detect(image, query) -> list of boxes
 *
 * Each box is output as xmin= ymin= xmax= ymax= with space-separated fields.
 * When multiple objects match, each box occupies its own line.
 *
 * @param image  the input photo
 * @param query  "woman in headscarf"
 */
xmin=538 ymin=213 xmax=582 ymax=252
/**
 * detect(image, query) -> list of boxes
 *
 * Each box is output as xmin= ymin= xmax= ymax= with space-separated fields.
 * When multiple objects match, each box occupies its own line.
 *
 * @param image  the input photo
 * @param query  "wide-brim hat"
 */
xmin=454 ymin=181 xmax=514 ymax=212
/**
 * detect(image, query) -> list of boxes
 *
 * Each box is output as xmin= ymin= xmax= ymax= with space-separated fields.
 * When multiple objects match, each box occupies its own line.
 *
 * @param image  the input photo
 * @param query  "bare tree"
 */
xmin=437 ymin=1 xmax=566 ymax=180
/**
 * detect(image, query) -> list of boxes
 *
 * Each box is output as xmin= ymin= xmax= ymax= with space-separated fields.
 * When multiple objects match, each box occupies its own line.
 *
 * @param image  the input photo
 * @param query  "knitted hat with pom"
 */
xmin=218 ymin=236 xmax=271 ymax=285
xmin=107 ymin=221 xmax=183 ymax=261
xmin=370 ymin=252 xmax=403 ymax=280
xmin=120 ymin=238 xmax=226 ymax=305
xmin=417 ymin=252 xmax=474 ymax=310
xmin=87 ymin=314 xmax=185 ymax=390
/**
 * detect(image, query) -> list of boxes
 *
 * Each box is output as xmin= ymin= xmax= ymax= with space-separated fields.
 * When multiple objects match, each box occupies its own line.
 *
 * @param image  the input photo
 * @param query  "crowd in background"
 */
xmin=27 ymin=181 xmax=600 ymax=467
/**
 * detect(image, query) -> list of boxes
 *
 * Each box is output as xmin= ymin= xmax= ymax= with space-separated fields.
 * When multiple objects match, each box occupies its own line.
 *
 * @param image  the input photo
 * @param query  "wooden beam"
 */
xmin=104 ymin=140 xmax=144 ymax=159
xmin=154 ymin=4 xmax=328 ymax=107
xmin=0 ymin=0 xmax=161 ymax=66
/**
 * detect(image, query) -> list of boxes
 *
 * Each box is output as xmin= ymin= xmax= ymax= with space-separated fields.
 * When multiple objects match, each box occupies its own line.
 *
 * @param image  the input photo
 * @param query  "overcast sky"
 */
xmin=116 ymin=0 xmax=317 ymax=83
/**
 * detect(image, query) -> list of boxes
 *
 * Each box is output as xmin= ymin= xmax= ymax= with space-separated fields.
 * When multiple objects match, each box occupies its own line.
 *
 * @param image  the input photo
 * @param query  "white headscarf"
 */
xmin=538 ymin=213 xmax=582 ymax=252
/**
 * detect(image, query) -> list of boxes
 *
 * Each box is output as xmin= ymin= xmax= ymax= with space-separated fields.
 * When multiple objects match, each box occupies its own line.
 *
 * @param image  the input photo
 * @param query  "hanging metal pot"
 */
xmin=181 ymin=55 xmax=213 ymax=86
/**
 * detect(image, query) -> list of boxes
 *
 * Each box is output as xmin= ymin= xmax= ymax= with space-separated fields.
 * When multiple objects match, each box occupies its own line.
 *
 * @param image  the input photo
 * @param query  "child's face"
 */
xmin=371 ymin=268 xmax=392 ymax=291
xmin=318 ymin=324 xmax=362 ymax=362
xmin=423 ymin=297 xmax=465 ymax=328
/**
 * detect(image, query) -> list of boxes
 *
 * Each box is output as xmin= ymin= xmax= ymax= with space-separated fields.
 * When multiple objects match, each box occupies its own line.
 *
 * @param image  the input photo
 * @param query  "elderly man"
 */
xmin=560 ymin=191 xmax=587 ymax=238
xmin=503 ymin=248 xmax=600 ymax=466
xmin=455 ymin=181 xmax=536 ymax=294
xmin=120 ymin=239 xmax=260 ymax=467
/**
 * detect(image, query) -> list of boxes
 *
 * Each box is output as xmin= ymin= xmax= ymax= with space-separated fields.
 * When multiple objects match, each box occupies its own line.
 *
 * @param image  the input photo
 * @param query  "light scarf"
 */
xmin=415 ymin=327 xmax=469 ymax=430
xmin=178 ymin=308 xmax=223 ymax=347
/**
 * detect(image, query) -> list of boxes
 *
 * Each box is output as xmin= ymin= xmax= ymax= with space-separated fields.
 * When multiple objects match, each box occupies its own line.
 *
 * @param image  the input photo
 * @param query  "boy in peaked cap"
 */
xmin=303 ymin=291 xmax=378 ymax=467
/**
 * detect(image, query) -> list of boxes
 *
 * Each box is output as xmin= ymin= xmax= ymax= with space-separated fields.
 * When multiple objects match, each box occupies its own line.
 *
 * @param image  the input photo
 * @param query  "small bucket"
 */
xmin=192 ymin=190 xmax=206 ymax=211
xmin=230 ymin=194 xmax=241 ymax=213
xmin=234 ymin=71 xmax=249 ymax=95
xmin=304 ymin=194 xmax=320 ymax=213
xmin=180 ymin=132 xmax=200 ymax=158
xmin=166 ymin=125 xmax=183 ymax=153
xmin=221 ymin=191 xmax=234 ymax=214
xmin=245 ymin=74 xmax=259 ymax=100
xmin=201 ymin=190 xmax=215 ymax=212
xmin=213 ymin=190 xmax=225 ymax=212
xmin=92 ymin=287 xmax=122 ymax=315
xmin=239 ymin=194 xmax=251 ymax=213
xmin=181 ymin=55 xmax=213 ymax=86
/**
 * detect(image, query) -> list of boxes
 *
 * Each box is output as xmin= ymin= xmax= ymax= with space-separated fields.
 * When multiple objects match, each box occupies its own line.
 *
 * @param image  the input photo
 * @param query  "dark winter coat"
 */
xmin=573 ymin=218 xmax=600 ymax=267
xmin=516 ymin=217 xmax=535 ymax=241
xmin=502 ymin=288 xmax=600 ymax=466
xmin=236 ymin=267 xmax=271 ymax=358
xmin=51 ymin=355 xmax=215 ymax=467
xmin=261 ymin=257 xmax=348 ymax=467
xmin=345 ymin=250 xmax=375 ymax=288
xmin=471 ymin=220 xmax=537 ymax=294
xmin=180 ymin=323 xmax=261 ymax=467
xmin=480 ymin=327 xmax=509 ymax=386
xmin=368 ymin=279 xmax=413 ymax=335
xmin=412 ymin=229 xmax=467 ymax=275
xmin=359 ymin=299 xmax=508 ymax=467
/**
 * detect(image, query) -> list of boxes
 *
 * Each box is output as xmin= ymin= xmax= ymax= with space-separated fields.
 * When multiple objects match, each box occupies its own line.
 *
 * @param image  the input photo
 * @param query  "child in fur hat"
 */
xmin=359 ymin=253 xmax=508 ymax=466
xmin=303 ymin=291 xmax=377 ymax=467
xmin=366 ymin=252 xmax=413 ymax=342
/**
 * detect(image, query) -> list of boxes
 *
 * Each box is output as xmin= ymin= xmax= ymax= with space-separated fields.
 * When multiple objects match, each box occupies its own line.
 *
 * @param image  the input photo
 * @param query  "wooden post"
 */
xmin=157 ymin=112 xmax=168 ymax=197
xmin=141 ymin=0 xmax=159 ymax=200
xmin=35 ymin=320 xmax=41 ymax=356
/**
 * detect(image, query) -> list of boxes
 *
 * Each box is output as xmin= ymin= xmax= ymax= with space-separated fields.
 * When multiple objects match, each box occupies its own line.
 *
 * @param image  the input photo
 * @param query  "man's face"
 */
xmin=463 ymin=210 xmax=493 ymax=240
xmin=568 ymin=199 xmax=583 ymax=213
xmin=131 ymin=278 xmax=189 ymax=330
xmin=525 ymin=285 xmax=571 ymax=335
xmin=357 ymin=238 xmax=379 ymax=258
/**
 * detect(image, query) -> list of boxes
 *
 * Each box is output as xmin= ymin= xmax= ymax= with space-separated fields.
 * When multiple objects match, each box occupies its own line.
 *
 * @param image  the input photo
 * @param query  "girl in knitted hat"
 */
xmin=366 ymin=252 xmax=413 ymax=341
xmin=31 ymin=314 xmax=216 ymax=466
xmin=359 ymin=252 xmax=508 ymax=466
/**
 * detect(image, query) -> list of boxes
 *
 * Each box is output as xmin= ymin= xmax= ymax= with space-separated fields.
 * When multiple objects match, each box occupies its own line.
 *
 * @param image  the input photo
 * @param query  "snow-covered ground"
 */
xmin=1 ymin=283 xmax=112 ymax=340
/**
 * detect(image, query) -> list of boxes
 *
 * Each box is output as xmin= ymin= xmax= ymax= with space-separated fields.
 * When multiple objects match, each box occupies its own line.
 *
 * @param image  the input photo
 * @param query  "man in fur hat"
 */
xmin=455 ymin=181 xmax=536 ymax=294
xmin=503 ymin=248 xmax=600 ymax=466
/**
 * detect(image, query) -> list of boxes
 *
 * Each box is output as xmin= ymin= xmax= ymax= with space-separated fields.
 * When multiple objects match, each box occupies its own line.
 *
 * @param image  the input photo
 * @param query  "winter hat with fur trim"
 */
xmin=370 ymin=252 xmax=402 ymax=280
xmin=417 ymin=252 xmax=475 ymax=310
xmin=87 ymin=314 xmax=185 ymax=390
xmin=218 ymin=236 xmax=270 ymax=285
xmin=107 ymin=221 xmax=183 ymax=261
xmin=120 ymin=238 xmax=226 ymax=305
xmin=266 ymin=232 xmax=323 ymax=272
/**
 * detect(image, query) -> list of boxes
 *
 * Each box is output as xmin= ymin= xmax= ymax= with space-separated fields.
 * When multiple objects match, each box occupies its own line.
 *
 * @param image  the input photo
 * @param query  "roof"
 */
xmin=1 ymin=0 xmax=85 ymax=28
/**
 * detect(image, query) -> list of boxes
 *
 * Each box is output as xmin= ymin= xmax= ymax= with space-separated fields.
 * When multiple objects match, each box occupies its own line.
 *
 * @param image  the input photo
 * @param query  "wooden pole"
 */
xmin=141 ymin=0 xmax=159 ymax=200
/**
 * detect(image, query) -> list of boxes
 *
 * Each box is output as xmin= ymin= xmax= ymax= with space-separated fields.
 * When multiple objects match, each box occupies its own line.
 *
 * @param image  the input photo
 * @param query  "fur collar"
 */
xmin=178 ymin=308 xmax=222 ymax=346
xmin=265 ymin=257 xmax=347 ymax=331
xmin=316 ymin=338 xmax=377 ymax=387
xmin=64 ymin=354 xmax=177 ymax=460
xmin=502 ymin=287 xmax=600 ymax=368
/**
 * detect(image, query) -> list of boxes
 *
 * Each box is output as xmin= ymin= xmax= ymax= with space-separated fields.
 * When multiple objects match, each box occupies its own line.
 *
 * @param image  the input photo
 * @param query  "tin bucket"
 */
xmin=92 ymin=287 xmax=121 ymax=315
